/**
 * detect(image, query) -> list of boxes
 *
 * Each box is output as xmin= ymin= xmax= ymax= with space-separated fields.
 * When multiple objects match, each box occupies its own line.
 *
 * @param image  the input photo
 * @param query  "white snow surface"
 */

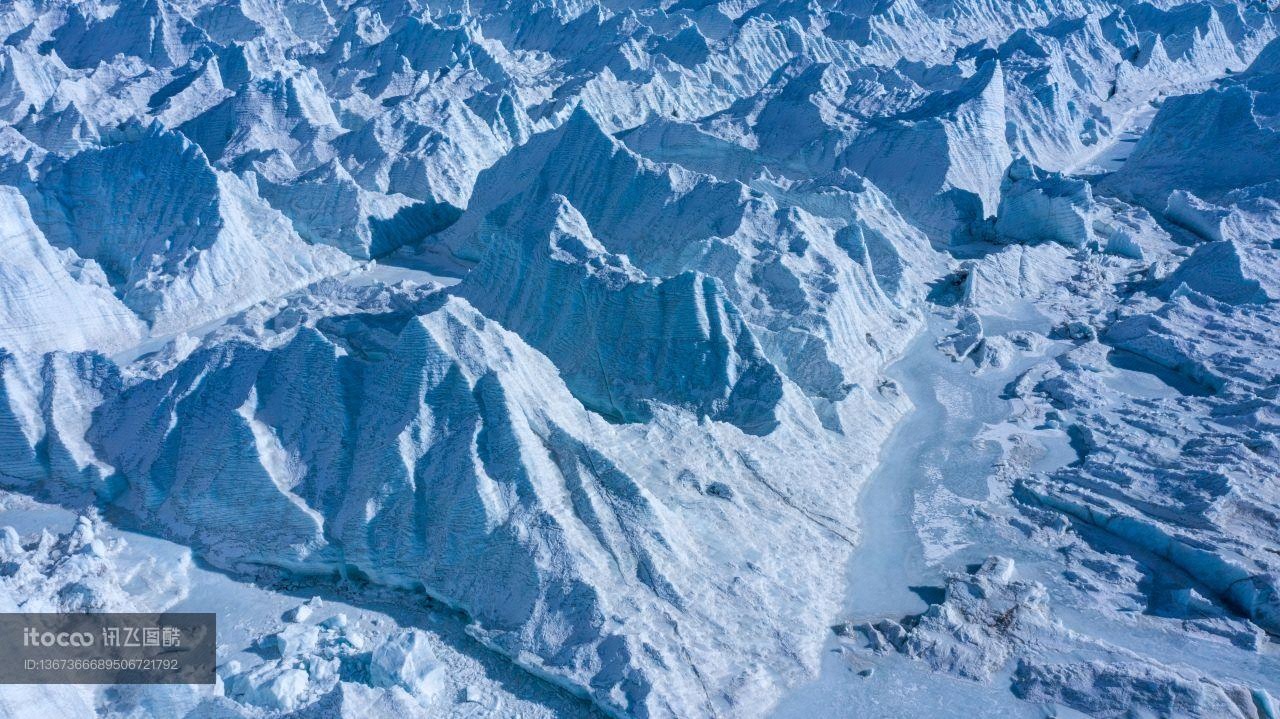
xmin=0 ymin=0 xmax=1279 ymax=717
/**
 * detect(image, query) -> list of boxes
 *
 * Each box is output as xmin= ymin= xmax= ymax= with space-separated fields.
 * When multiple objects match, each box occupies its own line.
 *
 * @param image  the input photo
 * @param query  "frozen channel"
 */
xmin=771 ymin=309 xmax=1063 ymax=718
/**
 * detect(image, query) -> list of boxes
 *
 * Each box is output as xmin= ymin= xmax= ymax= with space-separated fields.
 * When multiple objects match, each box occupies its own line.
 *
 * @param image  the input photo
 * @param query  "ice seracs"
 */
xmin=2 ymin=0 xmax=1280 ymax=717
xmin=456 ymin=193 xmax=784 ymax=434
xmin=32 ymin=123 xmax=353 ymax=335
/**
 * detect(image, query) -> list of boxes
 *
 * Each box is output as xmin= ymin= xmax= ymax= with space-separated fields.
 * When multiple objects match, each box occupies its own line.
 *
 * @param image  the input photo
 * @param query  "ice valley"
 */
xmin=0 ymin=0 xmax=1279 ymax=716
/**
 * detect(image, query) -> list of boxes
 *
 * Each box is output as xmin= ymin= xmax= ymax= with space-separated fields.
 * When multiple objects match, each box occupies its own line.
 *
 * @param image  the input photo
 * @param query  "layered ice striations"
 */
xmin=0 ymin=187 xmax=144 ymax=353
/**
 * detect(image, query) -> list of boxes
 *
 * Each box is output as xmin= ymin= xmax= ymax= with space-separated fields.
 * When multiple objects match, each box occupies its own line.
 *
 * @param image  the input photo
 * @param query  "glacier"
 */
xmin=0 ymin=0 xmax=1279 ymax=717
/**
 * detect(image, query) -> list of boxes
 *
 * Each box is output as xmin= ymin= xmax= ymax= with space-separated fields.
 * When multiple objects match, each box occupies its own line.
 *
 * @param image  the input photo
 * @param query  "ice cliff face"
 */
xmin=6 ymin=285 xmax=891 ymax=717
xmin=1 ymin=0 xmax=1279 ymax=717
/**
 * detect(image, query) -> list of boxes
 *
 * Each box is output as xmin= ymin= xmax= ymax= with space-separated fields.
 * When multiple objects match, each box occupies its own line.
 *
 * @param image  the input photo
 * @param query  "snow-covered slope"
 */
xmin=0 ymin=185 xmax=144 ymax=353
xmin=1 ymin=0 xmax=1279 ymax=717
